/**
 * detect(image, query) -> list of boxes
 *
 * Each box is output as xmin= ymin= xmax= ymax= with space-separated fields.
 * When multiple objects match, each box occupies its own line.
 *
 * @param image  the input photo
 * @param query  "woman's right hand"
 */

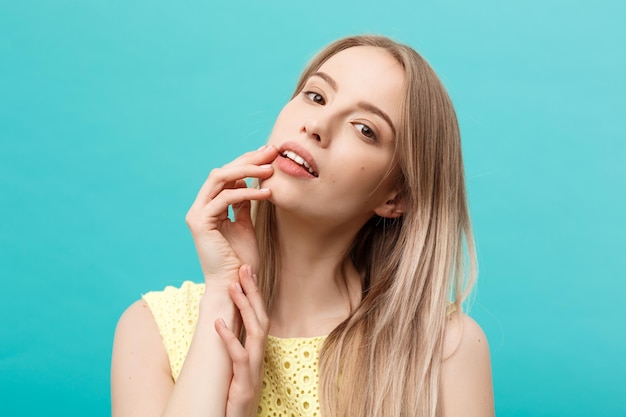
xmin=185 ymin=145 xmax=278 ymax=285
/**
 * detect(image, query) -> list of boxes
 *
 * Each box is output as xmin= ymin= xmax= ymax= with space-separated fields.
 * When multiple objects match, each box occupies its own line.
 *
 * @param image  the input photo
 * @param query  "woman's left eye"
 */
xmin=354 ymin=123 xmax=377 ymax=141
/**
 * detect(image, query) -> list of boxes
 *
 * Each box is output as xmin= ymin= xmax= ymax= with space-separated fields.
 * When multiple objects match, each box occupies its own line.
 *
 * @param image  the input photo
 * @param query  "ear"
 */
xmin=373 ymin=191 xmax=405 ymax=219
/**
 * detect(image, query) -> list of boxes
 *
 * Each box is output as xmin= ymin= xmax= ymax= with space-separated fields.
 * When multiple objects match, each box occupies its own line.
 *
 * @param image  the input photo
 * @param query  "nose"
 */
xmin=301 ymin=117 xmax=330 ymax=147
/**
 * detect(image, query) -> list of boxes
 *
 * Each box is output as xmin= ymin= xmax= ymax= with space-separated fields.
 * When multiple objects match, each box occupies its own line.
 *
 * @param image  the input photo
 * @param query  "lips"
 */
xmin=281 ymin=150 xmax=318 ymax=177
xmin=277 ymin=142 xmax=319 ymax=177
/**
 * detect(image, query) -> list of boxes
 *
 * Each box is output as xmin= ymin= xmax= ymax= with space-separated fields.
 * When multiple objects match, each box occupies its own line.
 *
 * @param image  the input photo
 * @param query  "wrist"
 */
xmin=203 ymin=269 xmax=240 ymax=288
xmin=199 ymin=282 xmax=237 ymax=320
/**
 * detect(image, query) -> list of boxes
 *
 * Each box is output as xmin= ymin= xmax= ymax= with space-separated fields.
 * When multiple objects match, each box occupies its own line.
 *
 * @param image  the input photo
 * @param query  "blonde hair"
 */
xmin=254 ymin=35 xmax=476 ymax=417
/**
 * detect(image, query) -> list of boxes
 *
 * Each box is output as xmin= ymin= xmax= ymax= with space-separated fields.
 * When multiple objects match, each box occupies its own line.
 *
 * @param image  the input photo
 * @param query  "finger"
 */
xmin=239 ymin=266 xmax=269 ymax=338
xmin=228 ymin=284 xmax=264 ymax=368
xmin=232 ymin=200 xmax=252 ymax=228
xmin=232 ymin=179 xmax=248 ymax=189
xmin=207 ymin=144 xmax=277 ymax=200
xmin=187 ymin=186 xmax=271 ymax=234
xmin=224 ymin=144 xmax=278 ymax=168
xmin=232 ymin=180 xmax=254 ymax=226
xmin=198 ymin=145 xmax=278 ymax=198
xmin=229 ymin=281 xmax=263 ymax=338
xmin=192 ymin=164 xmax=274 ymax=207
xmin=201 ymin=187 xmax=271 ymax=226
xmin=232 ymin=267 xmax=268 ymax=367
xmin=214 ymin=318 xmax=252 ymax=383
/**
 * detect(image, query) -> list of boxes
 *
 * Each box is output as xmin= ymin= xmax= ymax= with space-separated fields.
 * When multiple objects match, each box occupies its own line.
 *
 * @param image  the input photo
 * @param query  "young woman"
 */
xmin=111 ymin=35 xmax=494 ymax=417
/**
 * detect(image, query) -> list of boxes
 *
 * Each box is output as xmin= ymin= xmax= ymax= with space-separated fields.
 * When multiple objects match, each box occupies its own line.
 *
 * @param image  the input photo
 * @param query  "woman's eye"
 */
xmin=354 ymin=123 xmax=377 ymax=141
xmin=305 ymin=91 xmax=325 ymax=105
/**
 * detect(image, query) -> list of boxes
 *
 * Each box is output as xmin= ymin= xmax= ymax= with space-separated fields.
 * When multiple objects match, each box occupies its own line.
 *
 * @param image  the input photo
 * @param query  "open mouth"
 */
xmin=281 ymin=150 xmax=318 ymax=177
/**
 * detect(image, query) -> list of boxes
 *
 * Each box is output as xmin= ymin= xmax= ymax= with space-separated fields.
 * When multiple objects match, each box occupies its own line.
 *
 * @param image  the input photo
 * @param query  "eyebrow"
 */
xmin=310 ymin=71 xmax=338 ymax=91
xmin=357 ymin=101 xmax=396 ymax=138
xmin=309 ymin=71 xmax=397 ymax=137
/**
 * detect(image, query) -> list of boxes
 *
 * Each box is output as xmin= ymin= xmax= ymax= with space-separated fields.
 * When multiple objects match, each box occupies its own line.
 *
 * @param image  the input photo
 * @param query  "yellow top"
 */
xmin=143 ymin=281 xmax=324 ymax=417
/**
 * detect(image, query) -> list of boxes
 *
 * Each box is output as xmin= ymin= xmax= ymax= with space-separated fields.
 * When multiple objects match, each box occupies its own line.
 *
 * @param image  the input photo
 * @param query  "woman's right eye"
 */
xmin=304 ymin=91 xmax=325 ymax=105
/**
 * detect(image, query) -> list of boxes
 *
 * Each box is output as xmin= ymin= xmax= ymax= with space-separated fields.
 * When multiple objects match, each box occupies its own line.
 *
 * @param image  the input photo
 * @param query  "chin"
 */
xmin=264 ymin=188 xmax=310 ymax=220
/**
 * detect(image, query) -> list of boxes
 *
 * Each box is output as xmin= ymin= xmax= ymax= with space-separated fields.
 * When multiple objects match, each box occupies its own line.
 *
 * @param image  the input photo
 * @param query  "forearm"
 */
xmin=162 ymin=284 xmax=240 ymax=417
xmin=159 ymin=145 xmax=276 ymax=417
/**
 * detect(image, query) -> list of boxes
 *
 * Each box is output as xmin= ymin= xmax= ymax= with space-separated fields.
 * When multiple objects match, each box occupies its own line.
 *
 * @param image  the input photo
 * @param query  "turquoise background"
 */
xmin=1 ymin=0 xmax=624 ymax=415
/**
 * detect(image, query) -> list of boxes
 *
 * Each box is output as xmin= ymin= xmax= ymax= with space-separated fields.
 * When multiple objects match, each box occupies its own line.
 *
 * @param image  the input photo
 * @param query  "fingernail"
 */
xmin=235 ymin=282 xmax=243 ymax=293
xmin=218 ymin=318 xmax=226 ymax=328
xmin=259 ymin=188 xmax=270 ymax=192
xmin=246 ymin=265 xmax=253 ymax=277
xmin=257 ymin=144 xmax=269 ymax=151
xmin=252 ymin=273 xmax=258 ymax=284
xmin=260 ymin=164 xmax=272 ymax=169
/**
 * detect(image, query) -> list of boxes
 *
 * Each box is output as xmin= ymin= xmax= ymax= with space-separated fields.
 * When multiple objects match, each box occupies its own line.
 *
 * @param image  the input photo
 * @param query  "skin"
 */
xmin=111 ymin=46 xmax=494 ymax=417
xmin=262 ymin=46 xmax=406 ymax=337
xmin=263 ymin=46 xmax=404 ymax=227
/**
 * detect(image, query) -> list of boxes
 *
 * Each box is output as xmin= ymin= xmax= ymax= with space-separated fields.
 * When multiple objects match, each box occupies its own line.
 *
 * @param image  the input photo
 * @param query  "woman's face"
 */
xmin=263 ymin=46 xmax=405 ymax=228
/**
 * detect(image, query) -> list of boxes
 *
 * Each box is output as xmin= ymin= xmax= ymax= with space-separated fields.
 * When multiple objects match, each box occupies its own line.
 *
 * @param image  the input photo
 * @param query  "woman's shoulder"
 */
xmin=112 ymin=299 xmax=173 ymax=413
xmin=114 ymin=280 xmax=205 ymax=349
xmin=440 ymin=311 xmax=494 ymax=417
xmin=442 ymin=311 xmax=488 ymax=360
xmin=114 ymin=281 xmax=206 ymax=383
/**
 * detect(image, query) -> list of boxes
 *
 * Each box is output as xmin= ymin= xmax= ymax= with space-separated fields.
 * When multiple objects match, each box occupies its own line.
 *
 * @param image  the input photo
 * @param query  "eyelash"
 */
xmin=353 ymin=123 xmax=378 ymax=141
xmin=304 ymin=91 xmax=325 ymax=105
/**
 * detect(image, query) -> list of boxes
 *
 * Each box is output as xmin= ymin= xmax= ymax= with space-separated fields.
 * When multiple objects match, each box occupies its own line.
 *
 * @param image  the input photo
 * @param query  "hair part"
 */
xmin=254 ymin=34 xmax=476 ymax=417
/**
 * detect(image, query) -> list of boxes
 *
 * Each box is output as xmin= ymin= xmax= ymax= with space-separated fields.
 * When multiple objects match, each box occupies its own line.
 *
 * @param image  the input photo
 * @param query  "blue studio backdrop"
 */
xmin=1 ymin=1 xmax=624 ymax=416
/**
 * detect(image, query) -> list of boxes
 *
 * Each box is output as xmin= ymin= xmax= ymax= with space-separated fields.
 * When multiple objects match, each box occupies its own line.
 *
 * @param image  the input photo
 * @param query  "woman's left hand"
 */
xmin=215 ymin=264 xmax=269 ymax=417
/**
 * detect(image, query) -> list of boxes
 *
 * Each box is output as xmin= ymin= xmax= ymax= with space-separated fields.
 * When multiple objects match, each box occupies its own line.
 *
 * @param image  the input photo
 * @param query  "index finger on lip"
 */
xmin=226 ymin=145 xmax=278 ymax=168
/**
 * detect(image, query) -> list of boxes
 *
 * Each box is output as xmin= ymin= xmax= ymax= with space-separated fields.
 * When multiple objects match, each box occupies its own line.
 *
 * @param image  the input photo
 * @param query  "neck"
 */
xmin=268 ymin=208 xmax=365 ymax=338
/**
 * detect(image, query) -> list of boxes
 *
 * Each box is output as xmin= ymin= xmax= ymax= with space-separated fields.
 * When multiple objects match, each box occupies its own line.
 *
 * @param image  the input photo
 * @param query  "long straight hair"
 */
xmin=254 ymin=35 xmax=476 ymax=417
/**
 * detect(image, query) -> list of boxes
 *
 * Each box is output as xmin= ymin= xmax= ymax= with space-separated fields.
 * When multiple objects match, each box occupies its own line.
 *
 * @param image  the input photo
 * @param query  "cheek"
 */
xmin=270 ymin=100 xmax=300 ymax=131
xmin=344 ymin=148 xmax=392 ymax=179
xmin=334 ymin=158 xmax=391 ymax=196
xmin=267 ymin=114 xmax=286 ymax=143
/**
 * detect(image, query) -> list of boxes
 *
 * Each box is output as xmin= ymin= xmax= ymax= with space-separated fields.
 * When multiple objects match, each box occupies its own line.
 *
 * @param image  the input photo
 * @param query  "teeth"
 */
xmin=282 ymin=150 xmax=317 ymax=176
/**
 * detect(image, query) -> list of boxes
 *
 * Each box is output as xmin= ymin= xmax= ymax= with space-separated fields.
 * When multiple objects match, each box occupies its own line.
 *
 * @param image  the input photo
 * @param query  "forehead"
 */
xmin=316 ymin=46 xmax=405 ymax=121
